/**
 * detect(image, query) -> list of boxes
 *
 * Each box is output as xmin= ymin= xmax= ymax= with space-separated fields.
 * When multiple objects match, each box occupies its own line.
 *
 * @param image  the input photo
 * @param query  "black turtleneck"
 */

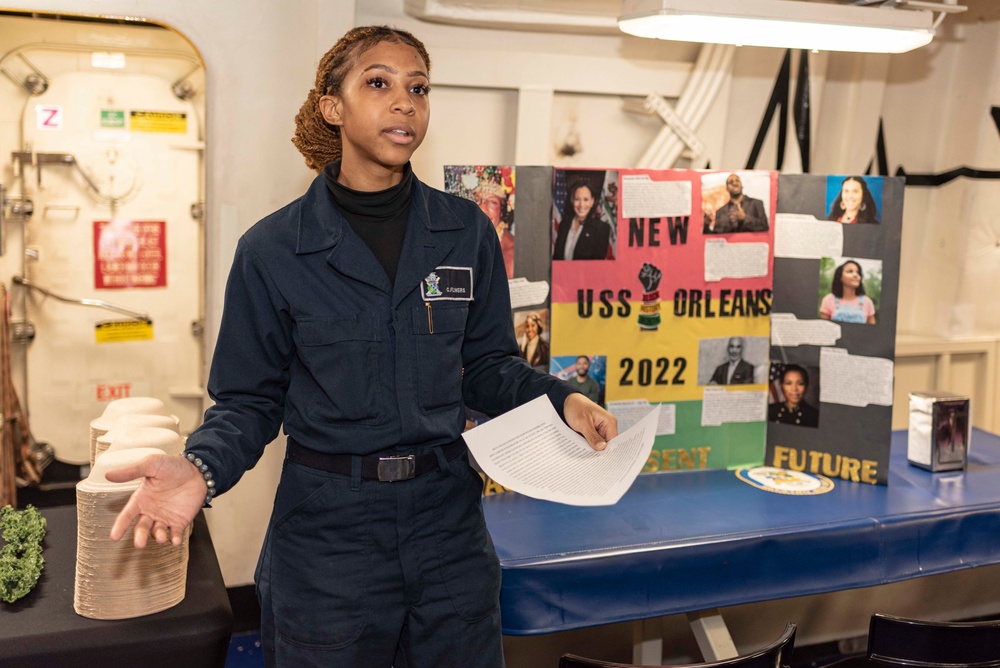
xmin=322 ymin=161 xmax=412 ymax=285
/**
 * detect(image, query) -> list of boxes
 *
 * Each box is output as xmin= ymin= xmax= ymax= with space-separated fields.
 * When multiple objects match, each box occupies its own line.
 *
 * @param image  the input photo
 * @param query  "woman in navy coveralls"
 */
xmin=107 ymin=26 xmax=617 ymax=667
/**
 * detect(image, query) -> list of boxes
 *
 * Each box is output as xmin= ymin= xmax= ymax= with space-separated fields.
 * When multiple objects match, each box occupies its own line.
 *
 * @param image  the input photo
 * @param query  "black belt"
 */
xmin=285 ymin=437 xmax=467 ymax=482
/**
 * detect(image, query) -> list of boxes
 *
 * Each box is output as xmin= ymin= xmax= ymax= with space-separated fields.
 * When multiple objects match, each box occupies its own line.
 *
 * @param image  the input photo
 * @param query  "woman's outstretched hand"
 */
xmin=107 ymin=454 xmax=208 ymax=548
xmin=563 ymin=392 xmax=619 ymax=451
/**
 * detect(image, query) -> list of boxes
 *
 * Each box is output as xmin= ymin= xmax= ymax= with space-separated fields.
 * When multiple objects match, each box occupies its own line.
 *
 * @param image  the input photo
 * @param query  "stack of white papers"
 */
xmin=463 ymin=396 xmax=660 ymax=506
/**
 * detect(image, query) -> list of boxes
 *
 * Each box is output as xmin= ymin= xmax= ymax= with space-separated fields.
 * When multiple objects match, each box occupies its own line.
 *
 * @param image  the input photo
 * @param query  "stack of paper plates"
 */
xmin=74 ymin=448 xmax=190 ymax=620
xmin=94 ymin=414 xmax=181 ymax=462
xmin=88 ymin=397 xmax=176 ymax=466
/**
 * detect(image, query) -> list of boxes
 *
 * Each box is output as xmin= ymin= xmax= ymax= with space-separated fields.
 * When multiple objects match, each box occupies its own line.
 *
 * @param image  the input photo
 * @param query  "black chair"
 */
xmin=866 ymin=613 xmax=1000 ymax=668
xmin=559 ymin=622 xmax=796 ymax=668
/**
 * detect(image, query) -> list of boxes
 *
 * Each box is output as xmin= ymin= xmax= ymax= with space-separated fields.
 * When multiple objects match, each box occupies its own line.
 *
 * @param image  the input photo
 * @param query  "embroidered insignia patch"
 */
xmin=421 ymin=266 xmax=474 ymax=301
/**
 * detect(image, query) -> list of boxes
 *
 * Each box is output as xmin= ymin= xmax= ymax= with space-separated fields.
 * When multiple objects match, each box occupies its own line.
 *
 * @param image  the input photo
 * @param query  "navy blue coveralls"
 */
xmin=184 ymin=172 xmax=575 ymax=667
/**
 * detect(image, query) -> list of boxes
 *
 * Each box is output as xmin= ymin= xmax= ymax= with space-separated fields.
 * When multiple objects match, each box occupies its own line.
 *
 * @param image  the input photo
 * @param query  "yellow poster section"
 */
xmin=550 ymin=300 xmax=770 ymax=402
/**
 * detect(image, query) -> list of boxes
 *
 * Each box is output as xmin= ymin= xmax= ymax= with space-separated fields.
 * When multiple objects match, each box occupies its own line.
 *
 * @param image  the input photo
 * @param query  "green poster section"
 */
xmin=643 ymin=401 xmax=767 ymax=473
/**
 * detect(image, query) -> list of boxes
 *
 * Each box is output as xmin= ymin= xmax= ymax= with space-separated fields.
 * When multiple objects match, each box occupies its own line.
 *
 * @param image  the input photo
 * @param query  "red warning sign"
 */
xmin=94 ymin=220 xmax=166 ymax=289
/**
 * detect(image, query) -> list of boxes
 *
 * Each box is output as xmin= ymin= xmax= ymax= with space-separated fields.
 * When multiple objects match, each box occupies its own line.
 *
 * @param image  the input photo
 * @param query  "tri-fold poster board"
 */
xmin=445 ymin=165 xmax=903 ymax=486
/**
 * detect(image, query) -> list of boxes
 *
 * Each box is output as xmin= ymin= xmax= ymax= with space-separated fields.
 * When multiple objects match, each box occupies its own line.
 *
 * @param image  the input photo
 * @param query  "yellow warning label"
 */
xmin=130 ymin=110 xmax=187 ymax=133
xmin=95 ymin=319 xmax=154 ymax=343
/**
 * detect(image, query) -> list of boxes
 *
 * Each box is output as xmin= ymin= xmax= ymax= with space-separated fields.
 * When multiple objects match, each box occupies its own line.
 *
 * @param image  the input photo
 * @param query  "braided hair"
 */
xmin=292 ymin=25 xmax=431 ymax=172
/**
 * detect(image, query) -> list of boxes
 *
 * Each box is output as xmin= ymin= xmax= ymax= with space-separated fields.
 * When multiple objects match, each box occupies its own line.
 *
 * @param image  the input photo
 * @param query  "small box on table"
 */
xmin=908 ymin=392 xmax=970 ymax=472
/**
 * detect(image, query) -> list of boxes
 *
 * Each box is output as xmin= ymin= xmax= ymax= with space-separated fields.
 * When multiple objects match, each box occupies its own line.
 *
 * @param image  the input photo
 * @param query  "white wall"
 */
xmin=882 ymin=6 xmax=1000 ymax=337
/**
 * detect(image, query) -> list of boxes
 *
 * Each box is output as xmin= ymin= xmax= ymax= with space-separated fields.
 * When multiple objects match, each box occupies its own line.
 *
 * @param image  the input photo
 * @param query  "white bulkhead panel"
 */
xmin=21 ymin=67 xmax=203 ymax=464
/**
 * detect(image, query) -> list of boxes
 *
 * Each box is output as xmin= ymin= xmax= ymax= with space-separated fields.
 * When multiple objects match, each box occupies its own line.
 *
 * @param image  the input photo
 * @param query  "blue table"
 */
xmin=484 ymin=428 xmax=1000 ymax=654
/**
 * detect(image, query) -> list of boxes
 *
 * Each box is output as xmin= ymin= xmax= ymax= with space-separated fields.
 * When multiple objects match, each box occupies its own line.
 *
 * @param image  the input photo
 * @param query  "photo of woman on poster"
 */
xmin=768 ymin=363 xmax=819 ymax=428
xmin=516 ymin=311 xmax=550 ymax=371
xmin=551 ymin=170 xmax=616 ymax=260
xmin=553 ymin=180 xmax=611 ymax=260
xmin=826 ymin=175 xmax=880 ymax=224
xmin=443 ymin=165 xmax=516 ymax=277
xmin=819 ymin=258 xmax=881 ymax=325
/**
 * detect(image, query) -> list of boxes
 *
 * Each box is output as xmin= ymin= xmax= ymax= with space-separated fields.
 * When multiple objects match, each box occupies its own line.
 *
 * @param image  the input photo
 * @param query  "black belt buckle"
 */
xmin=378 ymin=455 xmax=415 ymax=482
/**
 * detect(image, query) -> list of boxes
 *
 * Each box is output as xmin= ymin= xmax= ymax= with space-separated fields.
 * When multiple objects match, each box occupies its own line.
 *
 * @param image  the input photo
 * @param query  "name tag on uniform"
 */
xmin=421 ymin=266 xmax=473 ymax=301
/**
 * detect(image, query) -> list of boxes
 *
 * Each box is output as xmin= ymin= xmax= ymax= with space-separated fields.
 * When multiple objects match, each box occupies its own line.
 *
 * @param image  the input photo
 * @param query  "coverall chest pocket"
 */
xmin=412 ymin=303 xmax=468 ymax=413
xmin=298 ymin=314 xmax=384 ymax=425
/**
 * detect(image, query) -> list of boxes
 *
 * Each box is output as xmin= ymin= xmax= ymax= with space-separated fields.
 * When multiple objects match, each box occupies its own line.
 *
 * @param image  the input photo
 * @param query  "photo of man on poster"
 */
xmin=702 ymin=172 xmax=769 ymax=234
xmin=571 ymin=355 xmax=602 ymax=404
xmin=710 ymin=336 xmax=756 ymax=385
xmin=698 ymin=336 xmax=769 ymax=386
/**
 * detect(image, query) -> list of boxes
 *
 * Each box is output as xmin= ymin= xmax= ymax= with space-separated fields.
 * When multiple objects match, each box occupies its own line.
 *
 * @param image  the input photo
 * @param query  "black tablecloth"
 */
xmin=0 ymin=505 xmax=233 ymax=667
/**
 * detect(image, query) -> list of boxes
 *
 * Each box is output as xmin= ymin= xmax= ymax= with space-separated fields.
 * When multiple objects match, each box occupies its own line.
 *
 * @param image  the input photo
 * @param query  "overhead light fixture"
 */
xmin=619 ymin=0 xmax=949 ymax=54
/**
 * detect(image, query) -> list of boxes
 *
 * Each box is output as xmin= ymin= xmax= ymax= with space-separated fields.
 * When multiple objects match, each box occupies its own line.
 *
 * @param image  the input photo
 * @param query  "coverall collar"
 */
xmin=295 ymin=172 xmax=468 ymax=307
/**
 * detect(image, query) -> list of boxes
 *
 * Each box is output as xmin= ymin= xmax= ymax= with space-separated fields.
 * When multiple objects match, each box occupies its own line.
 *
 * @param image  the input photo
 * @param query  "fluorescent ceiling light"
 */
xmin=619 ymin=0 xmax=937 ymax=53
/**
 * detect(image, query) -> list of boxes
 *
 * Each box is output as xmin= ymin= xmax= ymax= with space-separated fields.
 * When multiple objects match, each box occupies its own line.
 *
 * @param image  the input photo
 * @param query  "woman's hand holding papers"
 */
xmin=563 ymin=393 xmax=618 ymax=451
